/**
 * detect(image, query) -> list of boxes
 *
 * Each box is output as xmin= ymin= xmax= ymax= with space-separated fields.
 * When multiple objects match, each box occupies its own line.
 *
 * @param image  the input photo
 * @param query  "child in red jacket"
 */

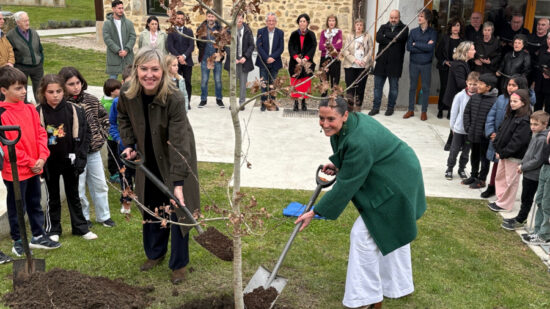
xmin=0 ymin=66 xmax=60 ymax=259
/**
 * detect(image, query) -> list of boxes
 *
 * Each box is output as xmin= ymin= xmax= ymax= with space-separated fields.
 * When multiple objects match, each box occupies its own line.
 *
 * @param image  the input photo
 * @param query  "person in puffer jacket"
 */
xmin=463 ymin=73 xmax=499 ymax=189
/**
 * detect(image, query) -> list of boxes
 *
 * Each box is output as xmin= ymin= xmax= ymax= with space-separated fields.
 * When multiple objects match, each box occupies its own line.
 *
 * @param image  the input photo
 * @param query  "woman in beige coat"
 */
xmin=341 ymin=19 xmax=373 ymax=111
xmin=138 ymin=16 xmax=167 ymax=55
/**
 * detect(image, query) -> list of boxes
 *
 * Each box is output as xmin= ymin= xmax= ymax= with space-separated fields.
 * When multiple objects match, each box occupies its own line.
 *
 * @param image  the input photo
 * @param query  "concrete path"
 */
xmin=37 ymin=27 xmax=96 ymax=37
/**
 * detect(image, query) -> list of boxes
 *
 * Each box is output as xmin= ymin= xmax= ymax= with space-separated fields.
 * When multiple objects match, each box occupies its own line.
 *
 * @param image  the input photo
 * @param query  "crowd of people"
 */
xmin=0 ymin=0 xmax=548 ymax=298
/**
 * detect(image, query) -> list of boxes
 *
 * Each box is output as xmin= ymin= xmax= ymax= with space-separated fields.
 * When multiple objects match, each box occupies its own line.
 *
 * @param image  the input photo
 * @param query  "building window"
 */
xmin=147 ymin=0 xmax=168 ymax=16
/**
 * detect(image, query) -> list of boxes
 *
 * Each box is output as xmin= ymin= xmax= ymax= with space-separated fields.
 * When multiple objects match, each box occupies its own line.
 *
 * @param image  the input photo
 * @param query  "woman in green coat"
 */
xmin=118 ymin=47 xmax=199 ymax=285
xmin=296 ymin=97 xmax=426 ymax=308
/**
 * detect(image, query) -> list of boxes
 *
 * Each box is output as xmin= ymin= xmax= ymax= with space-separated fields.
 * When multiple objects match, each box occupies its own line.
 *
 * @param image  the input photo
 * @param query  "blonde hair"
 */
xmin=453 ymin=41 xmax=474 ymax=61
xmin=164 ymin=54 xmax=179 ymax=78
xmin=124 ymin=47 xmax=176 ymax=102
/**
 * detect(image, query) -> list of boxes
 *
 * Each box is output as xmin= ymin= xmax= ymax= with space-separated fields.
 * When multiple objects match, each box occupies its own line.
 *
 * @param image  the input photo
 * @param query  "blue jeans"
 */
xmin=4 ymin=175 xmax=44 ymax=241
xmin=373 ymin=75 xmax=399 ymax=110
xmin=200 ymin=60 xmax=222 ymax=101
xmin=108 ymin=74 xmax=118 ymax=80
xmin=408 ymin=62 xmax=432 ymax=112
xmin=79 ymin=150 xmax=111 ymax=222
xmin=259 ymin=66 xmax=279 ymax=102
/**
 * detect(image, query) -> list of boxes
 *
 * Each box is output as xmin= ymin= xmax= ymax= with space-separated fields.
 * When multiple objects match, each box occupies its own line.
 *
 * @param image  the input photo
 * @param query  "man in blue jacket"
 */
xmin=404 ymin=8 xmax=437 ymax=121
xmin=255 ymin=12 xmax=284 ymax=111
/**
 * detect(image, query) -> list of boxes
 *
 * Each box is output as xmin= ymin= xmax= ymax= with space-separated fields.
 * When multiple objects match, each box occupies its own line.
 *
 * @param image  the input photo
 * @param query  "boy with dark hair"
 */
xmin=463 ymin=73 xmax=499 ymax=188
xmin=109 ymin=65 xmax=134 ymax=214
xmin=0 ymin=66 xmax=60 ymax=259
xmin=100 ymin=78 xmax=122 ymax=182
xmin=502 ymin=110 xmax=549 ymax=230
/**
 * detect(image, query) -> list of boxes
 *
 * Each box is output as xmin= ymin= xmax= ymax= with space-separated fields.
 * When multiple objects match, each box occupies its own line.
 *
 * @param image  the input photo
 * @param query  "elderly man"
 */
xmin=370 ymin=10 xmax=408 ymax=116
xmin=528 ymin=18 xmax=550 ymax=87
xmin=500 ymin=13 xmax=529 ymax=55
xmin=256 ymin=12 xmax=284 ymax=111
xmin=465 ymin=12 xmax=483 ymax=42
xmin=102 ymin=0 xmax=136 ymax=79
xmin=7 ymin=11 xmax=43 ymax=102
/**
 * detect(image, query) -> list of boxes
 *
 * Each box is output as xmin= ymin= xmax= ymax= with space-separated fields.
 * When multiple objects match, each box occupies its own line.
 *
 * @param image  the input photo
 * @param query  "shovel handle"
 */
xmin=0 ymin=125 xmax=22 ymax=147
xmin=120 ymin=151 xmax=204 ymax=234
xmin=265 ymin=165 xmax=337 ymax=288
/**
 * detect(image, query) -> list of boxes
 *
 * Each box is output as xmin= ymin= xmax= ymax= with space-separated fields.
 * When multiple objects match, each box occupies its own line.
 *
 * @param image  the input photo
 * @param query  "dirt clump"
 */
xmin=243 ymin=286 xmax=279 ymax=309
xmin=194 ymin=227 xmax=233 ymax=261
xmin=3 ymin=268 xmax=154 ymax=309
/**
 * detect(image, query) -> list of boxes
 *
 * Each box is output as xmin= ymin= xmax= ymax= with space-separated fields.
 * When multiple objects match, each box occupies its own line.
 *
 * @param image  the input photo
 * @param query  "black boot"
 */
xmin=437 ymin=110 xmax=443 ymax=119
xmin=301 ymin=99 xmax=307 ymax=111
xmin=480 ymin=185 xmax=495 ymax=198
xmin=293 ymin=100 xmax=299 ymax=111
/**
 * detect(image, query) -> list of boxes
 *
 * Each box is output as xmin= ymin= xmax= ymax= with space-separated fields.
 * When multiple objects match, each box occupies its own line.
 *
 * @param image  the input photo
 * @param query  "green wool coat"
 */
xmin=102 ymin=13 xmax=136 ymax=75
xmin=314 ymin=112 xmax=427 ymax=255
xmin=117 ymin=84 xmax=200 ymax=235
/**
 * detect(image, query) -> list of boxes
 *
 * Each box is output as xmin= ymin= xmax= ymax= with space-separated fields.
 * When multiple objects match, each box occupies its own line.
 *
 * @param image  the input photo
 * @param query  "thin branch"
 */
xmin=194 ymin=0 xmax=231 ymax=26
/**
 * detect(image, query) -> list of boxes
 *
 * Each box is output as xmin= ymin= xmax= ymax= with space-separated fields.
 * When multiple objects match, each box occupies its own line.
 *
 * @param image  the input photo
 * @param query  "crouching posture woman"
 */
xmin=296 ymin=97 xmax=427 ymax=308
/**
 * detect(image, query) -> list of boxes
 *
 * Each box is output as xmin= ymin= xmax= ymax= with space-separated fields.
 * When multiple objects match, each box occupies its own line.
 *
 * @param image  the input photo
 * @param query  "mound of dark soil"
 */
xmin=243 ymin=287 xmax=278 ymax=309
xmin=176 ymin=294 xmax=234 ymax=309
xmin=194 ymin=227 xmax=233 ymax=261
xmin=3 ymin=268 xmax=154 ymax=309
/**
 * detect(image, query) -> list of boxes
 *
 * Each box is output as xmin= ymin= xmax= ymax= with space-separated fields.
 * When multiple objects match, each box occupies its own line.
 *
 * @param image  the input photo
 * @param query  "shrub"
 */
xmin=84 ymin=20 xmax=95 ymax=27
xmin=59 ymin=21 xmax=69 ymax=28
xmin=39 ymin=23 xmax=48 ymax=30
xmin=47 ymin=20 xmax=59 ymax=29
xmin=70 ymin=20 xmax=83 ymax=28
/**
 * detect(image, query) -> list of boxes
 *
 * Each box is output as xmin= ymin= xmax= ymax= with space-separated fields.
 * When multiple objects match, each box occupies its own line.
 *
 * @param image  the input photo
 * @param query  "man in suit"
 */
xmin=255 ymin=12 xmax=284 ymax=111
xmin=167 ymin=11 xmax=194 ymax=109
xmin=224 ymin=14 xmax=254 ymax=108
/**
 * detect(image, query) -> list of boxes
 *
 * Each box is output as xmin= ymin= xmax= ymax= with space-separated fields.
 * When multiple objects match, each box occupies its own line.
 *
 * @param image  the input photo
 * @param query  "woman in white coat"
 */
xmin=138 ymin=16 xmax=167 ymax=55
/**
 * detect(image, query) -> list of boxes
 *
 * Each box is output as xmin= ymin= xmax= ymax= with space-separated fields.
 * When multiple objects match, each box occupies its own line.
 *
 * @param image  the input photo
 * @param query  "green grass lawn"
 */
xmin=2 ymin=0 xmax=95 ymax=28
xmin=0 ymin=162 xmax=549 ymax=308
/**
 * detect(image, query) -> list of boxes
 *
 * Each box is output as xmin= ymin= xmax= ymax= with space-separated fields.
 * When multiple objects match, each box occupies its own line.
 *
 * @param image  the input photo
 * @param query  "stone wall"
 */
xmin=102 ymin=0 xmax=355 ymax=62
xmin=2 ymin=0 xmax=65 ymax=7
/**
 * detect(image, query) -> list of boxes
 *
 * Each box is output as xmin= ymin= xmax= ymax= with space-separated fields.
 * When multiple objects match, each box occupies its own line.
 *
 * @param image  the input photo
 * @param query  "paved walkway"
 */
xmin=37 ymin=27 xmax=96 ymax=37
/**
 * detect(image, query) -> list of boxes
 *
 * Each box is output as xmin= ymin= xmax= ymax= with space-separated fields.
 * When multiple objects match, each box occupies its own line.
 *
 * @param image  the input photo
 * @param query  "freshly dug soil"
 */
xmin=3 ymin=268 xmax=154 ymax=309
xmin=194 ymin=227 xmax=233 ymax=261
xmin=243 ymin=287 xmax=279 ymax=309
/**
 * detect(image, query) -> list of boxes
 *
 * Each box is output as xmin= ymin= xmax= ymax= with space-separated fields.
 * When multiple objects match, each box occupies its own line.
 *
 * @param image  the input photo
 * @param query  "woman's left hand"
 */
xmin=173 ymin=185 xmax=185 ymax=207
xmin=295 ymin=210 xmax=315 ymax=232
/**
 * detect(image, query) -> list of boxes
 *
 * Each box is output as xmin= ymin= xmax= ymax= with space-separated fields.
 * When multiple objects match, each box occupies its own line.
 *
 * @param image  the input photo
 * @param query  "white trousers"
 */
xmin=343 ymin=217 xmax=414 ymax=308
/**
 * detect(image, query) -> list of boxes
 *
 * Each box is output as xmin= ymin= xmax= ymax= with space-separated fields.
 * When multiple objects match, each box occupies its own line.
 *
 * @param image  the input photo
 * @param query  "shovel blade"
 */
xmin=12 ymin=258 xmax=45 ymax=289
xmin=244 ymin=266 xmax=287 ymax=309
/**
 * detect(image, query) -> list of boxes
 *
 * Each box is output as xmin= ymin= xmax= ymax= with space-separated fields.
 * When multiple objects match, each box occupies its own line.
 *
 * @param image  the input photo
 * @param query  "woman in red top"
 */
xmin=288 ymin=13 xmax=317 ymax=111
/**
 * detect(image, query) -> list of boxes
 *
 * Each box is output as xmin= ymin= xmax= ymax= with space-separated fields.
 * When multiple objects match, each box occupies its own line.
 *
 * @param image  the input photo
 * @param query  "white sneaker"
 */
xmin=49 ymin=235 xmax=59 ymax=242
xmin=82 ymin=232 xmax=98 ymax=240
xmin=120 ymin=205 xmax=131 ymax=214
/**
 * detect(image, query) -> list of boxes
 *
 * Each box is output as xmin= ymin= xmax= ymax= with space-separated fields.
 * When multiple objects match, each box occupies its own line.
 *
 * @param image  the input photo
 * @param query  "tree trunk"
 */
xmin=229 ymin=20 xmax=245 ymax=309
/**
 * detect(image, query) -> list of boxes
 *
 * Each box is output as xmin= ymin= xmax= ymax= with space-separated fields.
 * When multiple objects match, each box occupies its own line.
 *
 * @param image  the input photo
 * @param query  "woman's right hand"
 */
xmin=122 ymin=147 xmax=137 ymax=160
xmin=322 ymin=163 xmax=337 ymax=176
xmin=295 ymin=210 xmax=315 ymax=232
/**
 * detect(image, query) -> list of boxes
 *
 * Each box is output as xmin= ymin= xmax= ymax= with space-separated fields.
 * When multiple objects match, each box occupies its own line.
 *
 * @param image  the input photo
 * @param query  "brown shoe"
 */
xmin=171 ymin=267 xmax=186 ymax=284
xmin=403 ymin=111 xmax=414 ymax=119
xmin=140 ymin=255 xmax=165 ymax=271
xmin=420 ymin=112 xmax=427 ymax=121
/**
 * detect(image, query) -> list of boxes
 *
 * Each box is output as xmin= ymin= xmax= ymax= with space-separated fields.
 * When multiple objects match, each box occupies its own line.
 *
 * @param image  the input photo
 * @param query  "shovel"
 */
xmin=0 ymin=125 xmax=46 ymax=287
xmin=244 ymin=165 xmax=336 ymax=308
xmin=120 ymin=152 xmax=233 ymax=261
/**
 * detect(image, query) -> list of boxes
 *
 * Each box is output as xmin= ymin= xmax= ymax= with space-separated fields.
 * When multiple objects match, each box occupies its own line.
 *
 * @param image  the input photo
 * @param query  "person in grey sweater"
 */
xmin=502 ymin=111 xmax=550 ymax=230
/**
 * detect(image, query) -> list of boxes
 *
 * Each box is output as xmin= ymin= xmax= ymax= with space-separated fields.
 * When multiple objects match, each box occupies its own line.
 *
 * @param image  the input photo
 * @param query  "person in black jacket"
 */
xmin=463 ymin=73 xmax=499 ymax=188
xmin=443 ymin=41 xmax=475 ymax=113
xmin=166 ymin=11 xmax=194 ymax=108
xmin=534 ymin=33 xmax=550 ymax=113
xmin=224 ymin=14 xmax=254 ymax=108
xmin=499 ymin=14 xmax=530 ymax=56
xmin=488 ymin=89 xmax=532 ymax=212
xmin=371 ymin=10 xmax=408 ymax=116
xmin=497 ymin=34 xmax=531 ymax=94
xmin=196 ymin=12 xmax=224 ymax=108
xmin=288 ymin=13 xmax=317 ymax=111
xmin=435 ymin=17 xmax=464 ymax=118
xmin=36 ymin=74 xmax=97 ymax=242
xmin=473 ymin=21 xmax=501 ymax=75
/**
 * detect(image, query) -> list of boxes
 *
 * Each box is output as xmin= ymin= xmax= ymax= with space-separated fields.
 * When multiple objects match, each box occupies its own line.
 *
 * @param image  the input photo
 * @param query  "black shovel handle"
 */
xmin=120 ymin=151 xmax=204 ymax=234
xmin=0 ymin=125 xmax=22 ymax=147
xmin=0 ymin=125 xmax=33 ymax=268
